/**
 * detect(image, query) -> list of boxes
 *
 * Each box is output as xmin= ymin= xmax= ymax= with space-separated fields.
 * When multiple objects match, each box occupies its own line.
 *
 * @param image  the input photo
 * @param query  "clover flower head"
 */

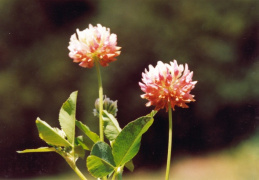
xmin=68 ymin=24 xmax=121 ymax=68
xmin=139 ymin=60 xmax=197 ymax=111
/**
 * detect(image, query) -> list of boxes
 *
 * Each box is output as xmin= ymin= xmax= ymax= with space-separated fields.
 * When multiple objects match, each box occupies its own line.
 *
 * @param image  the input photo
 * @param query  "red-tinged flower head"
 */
xmin=68 ymin=24 xmax=121 ymax=68
xmin=139 ymin=60 xmax=197 ymax=111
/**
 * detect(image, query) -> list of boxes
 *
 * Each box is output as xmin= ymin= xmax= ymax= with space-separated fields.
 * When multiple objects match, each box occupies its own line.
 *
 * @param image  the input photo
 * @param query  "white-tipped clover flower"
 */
xmin=139 ymin=60 xmax=197 ymax=111
xmin=68 ymin=24 xmax=121 ymax=68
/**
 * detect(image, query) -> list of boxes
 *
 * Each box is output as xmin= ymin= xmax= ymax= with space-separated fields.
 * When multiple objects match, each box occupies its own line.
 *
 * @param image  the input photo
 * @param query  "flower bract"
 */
xmin=68 ymin=24 xmax=121 ymax=68
xmin=139 ymin=60 xmax=197 ymax=111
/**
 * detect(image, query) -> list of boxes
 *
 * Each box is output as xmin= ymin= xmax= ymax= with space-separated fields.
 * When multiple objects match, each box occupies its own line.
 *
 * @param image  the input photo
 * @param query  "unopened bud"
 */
xmin=93 ymin=95 xmax=118 ymax=117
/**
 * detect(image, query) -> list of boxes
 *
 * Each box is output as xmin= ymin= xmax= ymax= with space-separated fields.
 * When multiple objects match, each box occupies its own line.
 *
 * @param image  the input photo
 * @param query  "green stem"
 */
xmin=59 ymin=152 xmax=88 ymax=180
xmin=72 ymin=166 xmax=88 ymax=180
xmin=165 ymin=105 xmax=173 ymax=180
xmin=112 ymin=167 xmax=123 ymax=180
xmin=112 ymin=172 xmax=116 ymax=180
xmin=95 ymin=60 xmax=104 ymax=142
xmin=95 ymin=60 xmax=107 ymax=180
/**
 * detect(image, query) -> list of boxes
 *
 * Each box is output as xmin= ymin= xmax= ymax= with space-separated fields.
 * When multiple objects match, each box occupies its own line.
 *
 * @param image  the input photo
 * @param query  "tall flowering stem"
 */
xmin=95 ymin=58 xmax=108 ymax=180
xmin=68 ymin=24 xmax=121 ymax=143
xmin=139 ymin=60 xmax=197 ymax=180
xmin=165 ymin=104 xmax=173 ymax=180
xmin=68 ymin=24 xmax=120 ymax=180
xmin=95 ymin=59 xmax=104 ymax=141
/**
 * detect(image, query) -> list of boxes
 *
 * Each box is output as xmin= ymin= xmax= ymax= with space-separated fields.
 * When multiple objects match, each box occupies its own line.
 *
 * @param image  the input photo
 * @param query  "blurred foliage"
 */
xmin=0 ymin=0 xmax=258 ymax=178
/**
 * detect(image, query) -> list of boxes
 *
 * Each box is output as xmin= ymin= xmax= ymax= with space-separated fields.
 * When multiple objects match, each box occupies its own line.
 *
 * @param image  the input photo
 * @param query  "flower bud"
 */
xmin=93 ymin=95 xmax=118 ymax=117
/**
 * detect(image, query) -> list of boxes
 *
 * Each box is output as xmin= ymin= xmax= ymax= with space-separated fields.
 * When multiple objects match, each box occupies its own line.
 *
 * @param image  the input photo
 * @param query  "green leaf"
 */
xmin=90 ymin=142 xmax=116 ymax=166
xmin=76 ymin=136 xmax=93 ymax=151
xmin=112 ymin=115 xmax=154 ymax=166
xmin=59 ymin=91 xmax=77 ymax=144
xmin=102 ymin=110 xmax=136 ymax=171
xmin=149 ymin=110 xmax=158 ymax=118
xmin=76 ymin=120 xmax=99 ymax=143
xmin=74 ymin=145 xmax=85 ymax=159
xmin=125 ymin=160 xmax=134 ymax=172
xmin=103 ymin=110 xmax=121 ymax=141
xmin=36 ymin=118 xmax=71 ymax=147
xmin=17 ymin=147 xmax=56 ymax=153
xmin=87 ymin=141 xmax=116 ymax=178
